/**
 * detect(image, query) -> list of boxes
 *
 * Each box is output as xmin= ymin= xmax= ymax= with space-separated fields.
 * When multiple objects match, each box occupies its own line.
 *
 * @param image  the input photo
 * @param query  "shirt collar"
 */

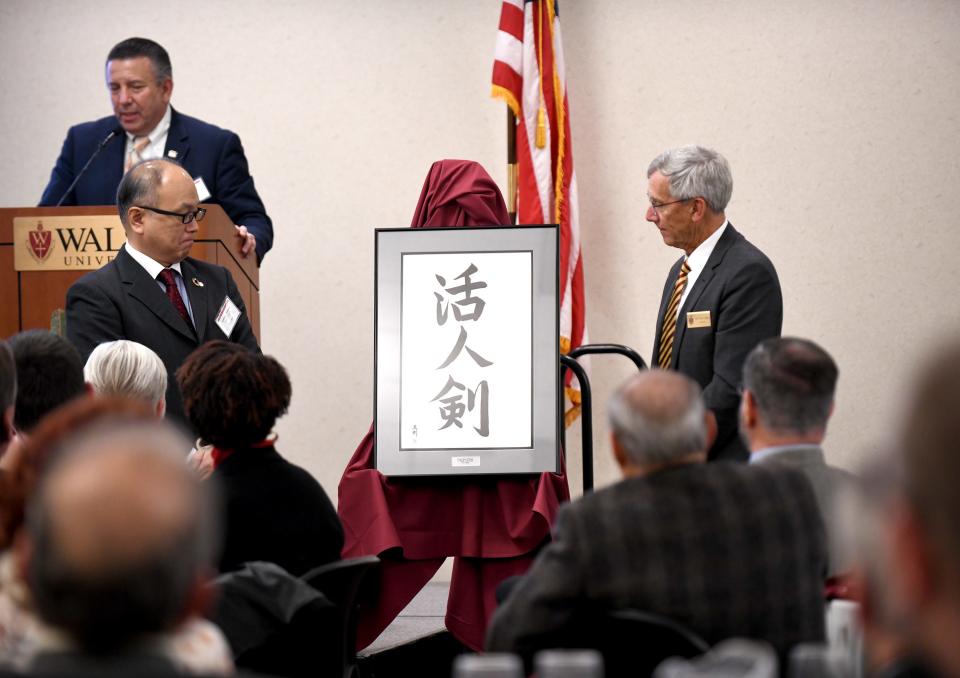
xmin=124 ymin=241 xmax=182 ymax=280
xmin=750 ymin=443 xmax=822 ymax=464
xmin=126 ymin=104 xmax=172 ymax=144
xmin=684 ymin=219 xmax=728 ymax=273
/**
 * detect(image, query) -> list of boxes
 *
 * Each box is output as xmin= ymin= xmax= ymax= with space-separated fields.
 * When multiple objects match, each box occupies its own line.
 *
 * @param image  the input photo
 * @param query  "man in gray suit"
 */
xmin=648 ymin=146 xmax=782 ymax=462
xmin=486 ymin=370 xmax=826 ymax=666
xmin=741 ymin=337 xmax=856 ymax=577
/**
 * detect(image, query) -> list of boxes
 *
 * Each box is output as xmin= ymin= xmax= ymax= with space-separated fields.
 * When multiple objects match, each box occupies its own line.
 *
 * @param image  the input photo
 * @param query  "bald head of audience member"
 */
xmin=878 ymin=339 xmax=960 ymax=674
xmin=22 ymin=419 xmax=216 ymax=655
xmin=740 ymin=337 xmax=838 ymax=450
xmin=117 ymin=158 xmax=202 ymax=268
xmin=0 ymin=340 xmax=15 ymax=455
xmin=9 ymin=330 xmax=86 ymax=435
xmin=606 ymin=370 xmax=715 ymax=477
xmin=84 ymin=340 xmax=167 ymax=417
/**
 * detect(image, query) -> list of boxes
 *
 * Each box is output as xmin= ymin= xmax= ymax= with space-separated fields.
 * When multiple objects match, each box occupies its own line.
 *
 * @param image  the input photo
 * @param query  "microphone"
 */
xmin=55 ymin=127 xmax=122 ymax=207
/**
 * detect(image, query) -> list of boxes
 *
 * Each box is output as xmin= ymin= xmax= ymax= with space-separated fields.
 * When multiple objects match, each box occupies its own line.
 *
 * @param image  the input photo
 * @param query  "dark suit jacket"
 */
xmin=27 ymin=650 xmax=275 ymax=677
xmin=65 ymin=246 xmax=260 ymax=426
xmin=215 ymin=445 xmax=345 ymax=577
xmin=753 ymin=445 xmax=856 ymax=577
xmin=39 ymin=108 xmax=273 ymax=261
xmin=486 ymin=463 xmax=826 ymax=664
xmin=653 ymin=224 xmax=782 ymax=461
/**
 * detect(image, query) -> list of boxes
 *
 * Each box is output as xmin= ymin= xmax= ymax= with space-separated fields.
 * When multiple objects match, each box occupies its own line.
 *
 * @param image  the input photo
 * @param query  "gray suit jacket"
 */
xmin=486 ymin=462 xmax=826 ymax=663
xmin=753 ymin=445 xmax=856 ymax=577
xmin=653 ymin=224 xmax=782 ymax=461
xmin=66 ymin=247 xmax=260 ymax=427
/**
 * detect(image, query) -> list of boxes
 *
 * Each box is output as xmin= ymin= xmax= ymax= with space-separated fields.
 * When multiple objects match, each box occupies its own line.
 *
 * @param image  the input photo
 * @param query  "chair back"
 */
xmin=302 ymin=555 xmax=381 ymax=678
xmin=589 ymin=609 xmax=710 ymax=678
xmin=208 ymin=561 xmax=335 ymax=678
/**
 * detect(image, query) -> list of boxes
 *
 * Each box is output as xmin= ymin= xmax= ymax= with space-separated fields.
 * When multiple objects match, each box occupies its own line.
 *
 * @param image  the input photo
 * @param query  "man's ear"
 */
xmin=179 ymin=570 xmax=216 ymax=624
xmin=1 ymin=405 xmax=14 ymax=446
xmin=611 ymin=434 xmax=630 ymax=472
xmin=13 ymin=529 xmax=32 ymax=589
xmin=156 ymin=397 xmax=166 ymax=419
xmin=127 ymin=207 xmax=146 ymax=236
xmin=888 ymin=501 xmax=936 ymax=613
xmin=704 ymin=409 xmax=718 ymax=450
xmin=741 ymin=389 xmax=758 ymax=429
xmin=690 ymin=196 xmax=708 ymax=222
xmin=161 ymin=77 xmax=173 ymax=103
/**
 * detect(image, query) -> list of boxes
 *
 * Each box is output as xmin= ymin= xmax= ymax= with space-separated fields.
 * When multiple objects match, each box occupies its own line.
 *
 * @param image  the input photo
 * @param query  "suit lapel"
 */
xmin=670 ymin=225 xmax=740 ymax=367
xmin=116 ymin=249 xmax=197 ymax=343
xmin=181 ymin=259 xmax=208 ymax=343
xmin=163 ymin=108 xmax=191 ymax=164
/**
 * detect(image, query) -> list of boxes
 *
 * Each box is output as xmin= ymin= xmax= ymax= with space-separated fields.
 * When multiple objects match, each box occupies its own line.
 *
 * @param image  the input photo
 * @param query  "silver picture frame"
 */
xmin=374 ymin=225 xmax=559 ymax=476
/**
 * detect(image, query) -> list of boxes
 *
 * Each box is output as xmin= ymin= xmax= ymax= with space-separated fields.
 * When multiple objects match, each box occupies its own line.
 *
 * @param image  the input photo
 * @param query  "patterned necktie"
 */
xmin=125 ymin=136 xmax=150 ymax=172
xmin=658 ymin=260 xmax=692 ymax=369
xmin=157 ymin=268 xmax=192 ymax=327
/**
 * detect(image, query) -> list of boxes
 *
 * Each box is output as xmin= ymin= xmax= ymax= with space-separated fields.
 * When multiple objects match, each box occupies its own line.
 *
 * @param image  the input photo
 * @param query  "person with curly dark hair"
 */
xmin=177 ymin=341 xmax=343 ymax=576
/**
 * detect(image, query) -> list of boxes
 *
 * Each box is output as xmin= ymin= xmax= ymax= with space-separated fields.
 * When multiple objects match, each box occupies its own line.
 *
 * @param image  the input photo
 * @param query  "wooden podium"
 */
xmin=0 ymin=205 xmax=260 ymax=342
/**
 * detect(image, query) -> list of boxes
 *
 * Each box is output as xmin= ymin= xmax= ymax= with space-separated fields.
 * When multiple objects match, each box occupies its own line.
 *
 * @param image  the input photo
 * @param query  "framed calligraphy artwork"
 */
xmin=374 ymin=225 xmax=559 ymax=476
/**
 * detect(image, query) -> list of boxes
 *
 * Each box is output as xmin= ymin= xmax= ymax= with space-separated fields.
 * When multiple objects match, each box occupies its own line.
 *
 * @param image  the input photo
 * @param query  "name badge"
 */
xmin=194 ymin=176 xmax=212 ymax=202
xmin=686 ymin=310 xmax=712 ymax=329
xmin=216 ymin=296 xmax=241 ymax=338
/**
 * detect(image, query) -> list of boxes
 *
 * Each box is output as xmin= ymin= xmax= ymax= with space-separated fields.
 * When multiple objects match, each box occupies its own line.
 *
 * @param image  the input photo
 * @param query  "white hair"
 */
xmin=647 ymin=145 xmax=733 ymax=213
xmin=84 ymin=340 xmax=166 ymax=409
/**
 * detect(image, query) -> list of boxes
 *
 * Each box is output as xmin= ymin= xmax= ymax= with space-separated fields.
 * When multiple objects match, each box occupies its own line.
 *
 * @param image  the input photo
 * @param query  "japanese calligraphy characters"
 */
xmin=400 ymin=252 xmax=533 ymax=450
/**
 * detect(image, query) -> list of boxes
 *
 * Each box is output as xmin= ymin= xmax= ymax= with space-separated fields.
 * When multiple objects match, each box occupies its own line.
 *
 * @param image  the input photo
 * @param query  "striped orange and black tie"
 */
xmin=657 ymin=260 xmax=691 ymax=369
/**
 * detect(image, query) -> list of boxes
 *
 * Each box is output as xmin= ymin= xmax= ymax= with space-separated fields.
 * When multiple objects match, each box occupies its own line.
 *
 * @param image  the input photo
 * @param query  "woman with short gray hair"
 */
xmin=83 ymin=340 xmax=167 ymax=417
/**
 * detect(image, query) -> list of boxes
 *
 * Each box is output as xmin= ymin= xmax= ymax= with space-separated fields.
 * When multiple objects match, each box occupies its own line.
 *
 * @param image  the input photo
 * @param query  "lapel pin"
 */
xmin=167 ymin=149 xmax=179 ymax=158
xmin=192 ymin=277 xmax=204 ymax=287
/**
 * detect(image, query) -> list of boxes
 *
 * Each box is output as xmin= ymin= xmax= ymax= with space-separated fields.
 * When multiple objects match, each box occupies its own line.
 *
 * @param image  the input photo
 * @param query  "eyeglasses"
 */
xmin=648 ymin=197 xmax=693 ymax=214
xmin=136 ymin=205 xmax=207 ymax=224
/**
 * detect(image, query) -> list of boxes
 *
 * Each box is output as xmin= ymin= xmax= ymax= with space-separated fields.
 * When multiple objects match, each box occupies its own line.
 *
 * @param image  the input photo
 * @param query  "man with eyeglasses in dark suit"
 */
xmin=647 ymin=145 xmax=782 ymax=462
xmin=66 ymin=158 xmax=260 ymax=428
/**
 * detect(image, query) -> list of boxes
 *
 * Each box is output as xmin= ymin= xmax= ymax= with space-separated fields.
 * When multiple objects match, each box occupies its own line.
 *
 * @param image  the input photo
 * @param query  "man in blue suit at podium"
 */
xmin=39 ymin=37 xmax=273 ymax=262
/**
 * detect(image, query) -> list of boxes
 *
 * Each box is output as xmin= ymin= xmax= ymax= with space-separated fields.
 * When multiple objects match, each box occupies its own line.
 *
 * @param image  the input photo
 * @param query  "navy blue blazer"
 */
xmin=39 ymin=108 xmax=274 ymax=261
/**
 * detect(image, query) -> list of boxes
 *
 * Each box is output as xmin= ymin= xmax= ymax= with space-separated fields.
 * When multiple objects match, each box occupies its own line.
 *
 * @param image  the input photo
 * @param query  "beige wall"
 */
xmin=2 ymin=1 xmax=959 ymax=508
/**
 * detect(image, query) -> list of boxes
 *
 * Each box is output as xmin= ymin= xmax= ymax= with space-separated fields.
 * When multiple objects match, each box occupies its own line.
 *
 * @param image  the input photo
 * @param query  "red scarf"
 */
xmin=210 ymin=435 xmax=277 ymax=469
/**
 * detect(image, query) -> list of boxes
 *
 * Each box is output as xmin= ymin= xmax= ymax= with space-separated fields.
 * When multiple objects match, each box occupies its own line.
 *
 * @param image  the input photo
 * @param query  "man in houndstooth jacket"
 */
xmin=486 ymin=370 xmax=826 ymax=665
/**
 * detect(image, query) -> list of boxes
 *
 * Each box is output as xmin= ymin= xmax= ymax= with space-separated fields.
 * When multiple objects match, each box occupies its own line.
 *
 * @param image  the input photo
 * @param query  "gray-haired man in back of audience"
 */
xmin=18 ymin=418 xmax=219 ymax=674
xmin=486 ymin=370 xmax=826 ymax=667
xmin=740 ymin=337 xmax=856 ymax=577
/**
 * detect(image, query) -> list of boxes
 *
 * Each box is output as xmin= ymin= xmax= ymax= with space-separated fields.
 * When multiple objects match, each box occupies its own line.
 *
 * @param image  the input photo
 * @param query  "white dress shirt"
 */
xmin=123 ymin=105 xmax=172 ymax=165
xmin=123 ymin=241 xmax=195 ymax=326
xmin=749 ymin=443 xmax=822 ymax=464
xmin=679 ymin=219 xmax=729 ymax=309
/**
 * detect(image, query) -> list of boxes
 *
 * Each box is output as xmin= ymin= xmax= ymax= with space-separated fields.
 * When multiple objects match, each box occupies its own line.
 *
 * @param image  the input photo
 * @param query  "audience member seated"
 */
xmin=838 ymin=461 xmax=936 ymax=678
xmin=177 ymin=341 xmax=343 ymax=576
xmin=83 ymin=340 xmax=167 ymax=417
xmin=486 ymin=370 xmax=826 ymax=668
xmin=0 ymin=398 xmax=233 ymax=674
xmin=0 ymin=340 xmax=15 ymax=461
xmin=850 ymin=339 xmax=960 ymax=676
xmin=740 ymin=337 xmax=856 ymax=577
xmin=8 ymin=331 xmax=86 ymax=437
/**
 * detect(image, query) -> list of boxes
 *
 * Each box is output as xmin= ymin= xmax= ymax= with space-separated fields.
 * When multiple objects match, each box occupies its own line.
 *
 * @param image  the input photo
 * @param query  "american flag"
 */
xmin=492 ymin=0 xmax=587 ymax=422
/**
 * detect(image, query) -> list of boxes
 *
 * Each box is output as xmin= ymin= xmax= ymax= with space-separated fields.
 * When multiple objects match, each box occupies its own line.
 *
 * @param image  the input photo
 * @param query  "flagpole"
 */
xmin=507 ymin=108 xmax=518 ymax=225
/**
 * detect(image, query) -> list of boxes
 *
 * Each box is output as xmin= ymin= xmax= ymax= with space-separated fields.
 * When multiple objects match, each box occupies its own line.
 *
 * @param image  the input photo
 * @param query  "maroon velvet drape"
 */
xmin=337 ymin=160 xmax=569 ymax=651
